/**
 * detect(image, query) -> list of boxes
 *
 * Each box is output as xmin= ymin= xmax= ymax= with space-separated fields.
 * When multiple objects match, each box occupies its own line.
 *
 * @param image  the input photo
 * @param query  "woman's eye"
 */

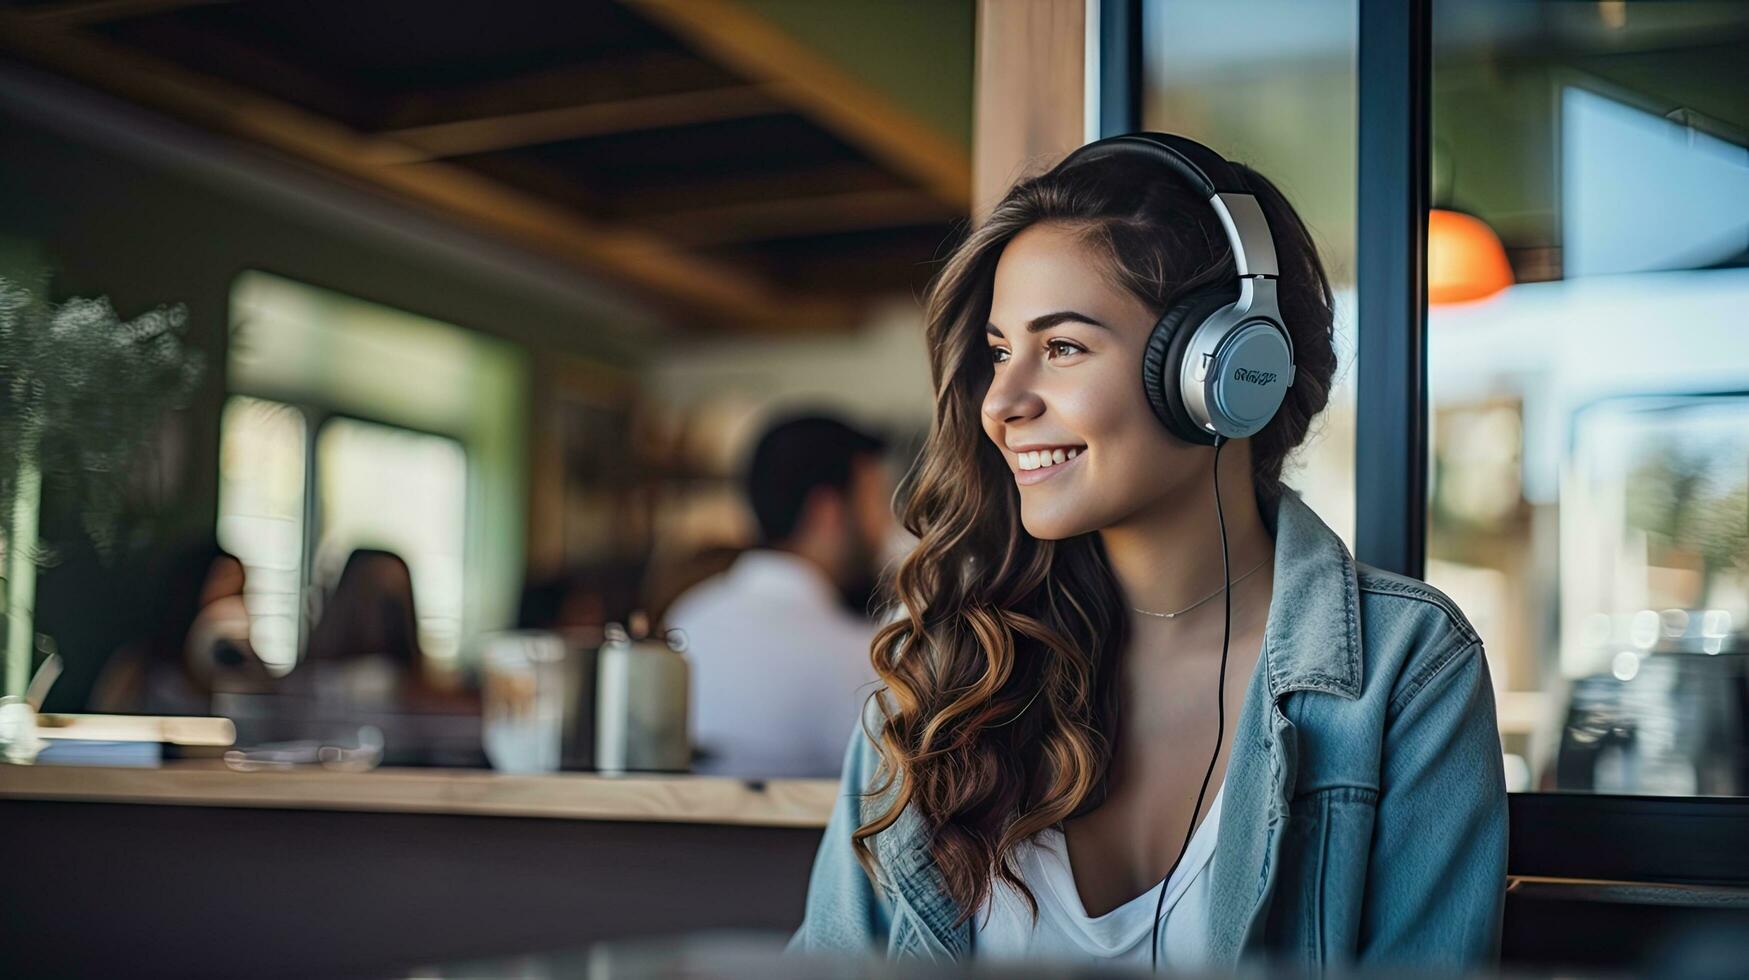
xmin=1046 ymin=339 xmax=1085 ymax=359
xmin=989 ymin=346 xmax=1011 ymax=364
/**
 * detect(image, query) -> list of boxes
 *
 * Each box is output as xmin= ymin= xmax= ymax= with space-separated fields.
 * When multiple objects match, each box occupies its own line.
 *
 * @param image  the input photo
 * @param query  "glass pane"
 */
xmin=1429 ymin=0 xmax=1749 ymax=795
xmin=230 ymin=270 xmax=528 ymax=657
xmin=315 ymin=418 xmax=468 ymax=665
xmin=216 ymin=396 xmax=307 ymax=673
xmin=1142 ymin=0 xmax=1360 ymax=546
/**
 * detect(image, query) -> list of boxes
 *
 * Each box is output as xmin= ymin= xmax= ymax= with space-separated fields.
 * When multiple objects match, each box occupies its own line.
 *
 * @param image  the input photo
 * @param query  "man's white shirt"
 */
xmin=664 ymin=549 xmax=878 ymax=779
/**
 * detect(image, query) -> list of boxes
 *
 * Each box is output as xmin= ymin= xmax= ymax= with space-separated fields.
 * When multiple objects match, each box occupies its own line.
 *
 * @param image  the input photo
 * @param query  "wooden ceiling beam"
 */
xmin=604 ymin=160 xmax=901 ymax=216
xmin=375 ymin=84 xmax=785 ymax=162
xmin=376 ymin=51 xmax=730 ymax=130
xmin=0 ymin=12 xmax=848 ymax=329
xmin=81 ymin=11 xmax=373 ymax=125
xmin=625 ymin=0 xmax=971 ymax=213
xmin=640 ymin=187 xmax=955 ymax=248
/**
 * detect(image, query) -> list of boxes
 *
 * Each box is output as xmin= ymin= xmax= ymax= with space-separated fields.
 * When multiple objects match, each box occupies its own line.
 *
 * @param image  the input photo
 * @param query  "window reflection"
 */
xmin=1429 ymin=0 xmax=1749 ymax=795
xmin=316 ymin=418 xmax=468 ymax=666
xmin=1143 ymin=0 xmax=1360 ymax=547
xmin=224 ymin=270 xmax=526 ymax=679
xmin=216 ymin=396 xmax=307 ymax=673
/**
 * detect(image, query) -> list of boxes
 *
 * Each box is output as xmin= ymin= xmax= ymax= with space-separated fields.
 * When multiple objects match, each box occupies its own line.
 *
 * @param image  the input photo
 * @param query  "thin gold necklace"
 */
xmin=1131 ymin=555 xmax=1270 ymax=619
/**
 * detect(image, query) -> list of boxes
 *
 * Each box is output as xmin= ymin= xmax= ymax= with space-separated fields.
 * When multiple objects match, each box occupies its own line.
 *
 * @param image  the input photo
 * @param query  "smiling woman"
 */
xmin=789 ymin=132 xmax=1507 ymax=974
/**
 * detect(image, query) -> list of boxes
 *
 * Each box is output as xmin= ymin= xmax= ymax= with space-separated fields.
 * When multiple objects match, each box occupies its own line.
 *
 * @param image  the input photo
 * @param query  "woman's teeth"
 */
xmin=1017 ymin=447 xmax=1080 ymax=471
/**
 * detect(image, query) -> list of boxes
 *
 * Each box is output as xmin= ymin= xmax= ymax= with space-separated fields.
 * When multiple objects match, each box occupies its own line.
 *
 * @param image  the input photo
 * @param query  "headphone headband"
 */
xmin=1047 ymin=132 xmax=1296 ymax=444
xmin=1052 ymin=132 xmax=1279 ymax=279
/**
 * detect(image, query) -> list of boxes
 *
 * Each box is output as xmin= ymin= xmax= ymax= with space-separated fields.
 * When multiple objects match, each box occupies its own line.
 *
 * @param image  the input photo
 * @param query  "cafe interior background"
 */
xmin=1 ymin=0 xmax=1746 ymax=976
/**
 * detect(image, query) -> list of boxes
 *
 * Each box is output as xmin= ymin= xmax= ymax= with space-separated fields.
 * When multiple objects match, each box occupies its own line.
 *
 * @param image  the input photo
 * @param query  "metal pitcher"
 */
xmin=594 ymin=622 xmax=690 ymax=773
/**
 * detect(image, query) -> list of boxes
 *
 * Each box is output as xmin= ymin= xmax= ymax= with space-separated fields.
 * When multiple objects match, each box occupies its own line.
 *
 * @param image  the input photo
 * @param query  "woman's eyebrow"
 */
xmin=985 ymin=311 xmax=1109 ymax=337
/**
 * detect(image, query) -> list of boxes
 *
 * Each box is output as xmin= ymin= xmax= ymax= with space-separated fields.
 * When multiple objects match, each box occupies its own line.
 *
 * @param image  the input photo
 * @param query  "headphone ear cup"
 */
xmin=1142 ymin=286 xmax=1237 ymax=445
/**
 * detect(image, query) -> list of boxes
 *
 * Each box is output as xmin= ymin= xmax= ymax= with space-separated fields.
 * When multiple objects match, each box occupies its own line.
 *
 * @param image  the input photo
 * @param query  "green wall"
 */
xmin=735 ymin=0 xmax=975 ymax=151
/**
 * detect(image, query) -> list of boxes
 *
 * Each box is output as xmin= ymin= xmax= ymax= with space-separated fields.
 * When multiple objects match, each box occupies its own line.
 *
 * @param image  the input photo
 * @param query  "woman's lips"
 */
xmin=1014 ymin=449 xmax=1085 ymax=486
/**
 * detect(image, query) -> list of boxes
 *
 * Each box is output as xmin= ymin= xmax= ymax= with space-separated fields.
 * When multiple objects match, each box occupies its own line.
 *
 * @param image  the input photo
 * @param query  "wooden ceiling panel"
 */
xmin=85 ymin=9 xmax=375 ymax=124
xmin=377 ymin=53 xmax=747 ymax=132
xmin=99 ymin=0 xmax=677 ymax=83
xmin=89 ymin=0 xmax=726 ymax=130
xmin=466 ymin=113 xmax=878 ymax=199
xmin=601 ymin=161 xmax=909 ymax=218
xmin=708 ymin=223 xmax=967 ymax=296
xmin=3 ymin=0 xmax=973 ymax=330
xmin=636 ymin=188 xmax=957 ymax=249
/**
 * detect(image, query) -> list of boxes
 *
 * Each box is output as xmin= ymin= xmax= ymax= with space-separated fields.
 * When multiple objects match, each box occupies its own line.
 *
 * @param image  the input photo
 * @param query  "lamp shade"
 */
xmin=1428 ymin=208 xmax=1514 ymax=304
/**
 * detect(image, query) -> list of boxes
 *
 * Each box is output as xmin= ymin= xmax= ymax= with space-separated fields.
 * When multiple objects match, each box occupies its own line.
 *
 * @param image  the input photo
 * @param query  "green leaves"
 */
xmin=0 ymin=276 xmax=204 ymax=560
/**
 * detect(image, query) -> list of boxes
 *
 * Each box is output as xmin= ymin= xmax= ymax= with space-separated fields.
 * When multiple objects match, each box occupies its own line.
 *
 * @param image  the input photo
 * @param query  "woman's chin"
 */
xmin=1019 ymin=507 xmax=1098 ymax=542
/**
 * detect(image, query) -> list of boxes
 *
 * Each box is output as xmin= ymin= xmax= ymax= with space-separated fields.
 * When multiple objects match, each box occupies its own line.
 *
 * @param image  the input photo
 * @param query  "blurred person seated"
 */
xmin=285 ymin=548 xmax=476 ymax=715
xmin=664 ymin=414 xmax=893 ymax=778
xmin=91 ymin=539 xmax=273 ymax=715
xmin=644 ymin=544 xmax=743 ymax=627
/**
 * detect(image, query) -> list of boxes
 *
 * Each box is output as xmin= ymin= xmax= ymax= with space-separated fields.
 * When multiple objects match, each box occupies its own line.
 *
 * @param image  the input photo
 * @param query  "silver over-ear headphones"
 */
xmin=1047 ymin=132 xmax=1297 ymax=446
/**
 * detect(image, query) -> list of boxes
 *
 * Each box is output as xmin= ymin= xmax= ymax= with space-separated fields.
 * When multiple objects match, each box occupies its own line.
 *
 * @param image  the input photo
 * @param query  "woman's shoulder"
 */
xmin=839 ymin=691 xmax=894 ymax=794
xmin=1351 ymin=561 xmax=1489 ymax=714
xmin=1354 ymin=563 xmax=1481 ymax=645
xmin=1283 ymin=563 xmax=1501 ymax=804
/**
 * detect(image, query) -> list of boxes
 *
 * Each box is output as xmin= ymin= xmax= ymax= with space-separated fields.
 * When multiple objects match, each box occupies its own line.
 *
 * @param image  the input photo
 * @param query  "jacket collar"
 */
xmin=1259 ymin=487 xmax=1365 ymax=701
xmin=1207 ymin=486 xmax=1364 ymax=965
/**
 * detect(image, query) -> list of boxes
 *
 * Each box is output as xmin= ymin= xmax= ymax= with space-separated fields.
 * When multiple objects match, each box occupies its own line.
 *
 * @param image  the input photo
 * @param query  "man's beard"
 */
xmin=834 ymin=523 xmax=882 ymax=620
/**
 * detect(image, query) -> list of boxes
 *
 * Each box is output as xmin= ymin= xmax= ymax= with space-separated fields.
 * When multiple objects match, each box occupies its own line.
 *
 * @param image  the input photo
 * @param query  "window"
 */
xmin=216 ymin=396 xmax=307 ymax=673
xmin=1427 ymin=0 xmax=1749 ymax=794
xmin=315 ymin=417 xmax=468 ymax=664
xmin=1142 ymin=0 xmax=1360 ymax=545
xmin=223 ymin=271 xmax=528 ymax=670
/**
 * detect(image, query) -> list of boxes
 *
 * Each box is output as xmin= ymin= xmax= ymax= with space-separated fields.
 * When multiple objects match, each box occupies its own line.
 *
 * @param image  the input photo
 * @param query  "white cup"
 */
xmin=0 ymin=696 xmax=45 ymax=765
xmin=480 ymin=632 xmax=566 ymax=774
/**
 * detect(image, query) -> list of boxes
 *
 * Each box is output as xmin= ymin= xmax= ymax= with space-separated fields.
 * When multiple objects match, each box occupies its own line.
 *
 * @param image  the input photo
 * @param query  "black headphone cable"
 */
xmin=1149 ymin=434 xmax=1232 ymax=972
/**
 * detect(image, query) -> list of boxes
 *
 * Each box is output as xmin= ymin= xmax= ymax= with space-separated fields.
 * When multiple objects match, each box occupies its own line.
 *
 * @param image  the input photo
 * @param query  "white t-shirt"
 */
xmin=974 ymin=781 xmax=1225 ymax=968
xmin=664 ymin=549 xmax=878 ymax=779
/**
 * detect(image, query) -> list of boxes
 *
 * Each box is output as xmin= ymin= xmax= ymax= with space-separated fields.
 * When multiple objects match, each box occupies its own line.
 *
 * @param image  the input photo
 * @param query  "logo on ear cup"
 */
xmin=1232 ymin=368 xmax=1279 ymax=386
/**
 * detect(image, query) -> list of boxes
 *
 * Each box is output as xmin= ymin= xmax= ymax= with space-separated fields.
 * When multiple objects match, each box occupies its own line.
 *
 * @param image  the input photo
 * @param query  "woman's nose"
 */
xmin=982 ymin=363 xmax=1046 ymax=425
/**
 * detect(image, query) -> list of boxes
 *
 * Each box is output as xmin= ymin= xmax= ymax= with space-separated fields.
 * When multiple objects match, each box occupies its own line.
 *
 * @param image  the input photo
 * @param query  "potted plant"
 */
xmin=0 ymin=275 xmax=203 ymax=698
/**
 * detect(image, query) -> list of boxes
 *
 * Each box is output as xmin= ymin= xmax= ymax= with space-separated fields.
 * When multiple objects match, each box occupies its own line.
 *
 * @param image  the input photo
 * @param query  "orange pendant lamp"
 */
xmin=1427 ymin=208 xmax=1514 ymax=304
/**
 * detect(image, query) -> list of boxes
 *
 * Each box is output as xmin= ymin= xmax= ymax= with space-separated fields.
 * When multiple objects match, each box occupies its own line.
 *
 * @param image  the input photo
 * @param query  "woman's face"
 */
xmin=980 ymin=221 xmax=1206 ymax=540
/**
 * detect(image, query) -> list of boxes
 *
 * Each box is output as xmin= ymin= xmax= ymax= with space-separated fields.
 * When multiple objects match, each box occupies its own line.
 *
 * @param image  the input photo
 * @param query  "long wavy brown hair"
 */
xmin=851 ymin=143 xmax=1338 ymax=925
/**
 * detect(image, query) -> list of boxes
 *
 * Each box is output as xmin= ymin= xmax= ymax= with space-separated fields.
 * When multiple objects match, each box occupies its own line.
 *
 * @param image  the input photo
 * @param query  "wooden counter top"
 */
xmin=0 ymin=762 xmax=839 ymax=828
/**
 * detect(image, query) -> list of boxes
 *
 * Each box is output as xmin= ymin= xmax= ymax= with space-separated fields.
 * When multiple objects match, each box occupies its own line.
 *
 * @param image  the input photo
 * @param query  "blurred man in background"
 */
xmin=665 ymin=414 xmax=894 ymax=778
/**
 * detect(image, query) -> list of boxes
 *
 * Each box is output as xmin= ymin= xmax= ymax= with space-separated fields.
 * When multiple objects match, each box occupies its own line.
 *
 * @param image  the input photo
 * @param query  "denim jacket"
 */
xmin=788 ymin=487 xmax=1508 ymax=970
